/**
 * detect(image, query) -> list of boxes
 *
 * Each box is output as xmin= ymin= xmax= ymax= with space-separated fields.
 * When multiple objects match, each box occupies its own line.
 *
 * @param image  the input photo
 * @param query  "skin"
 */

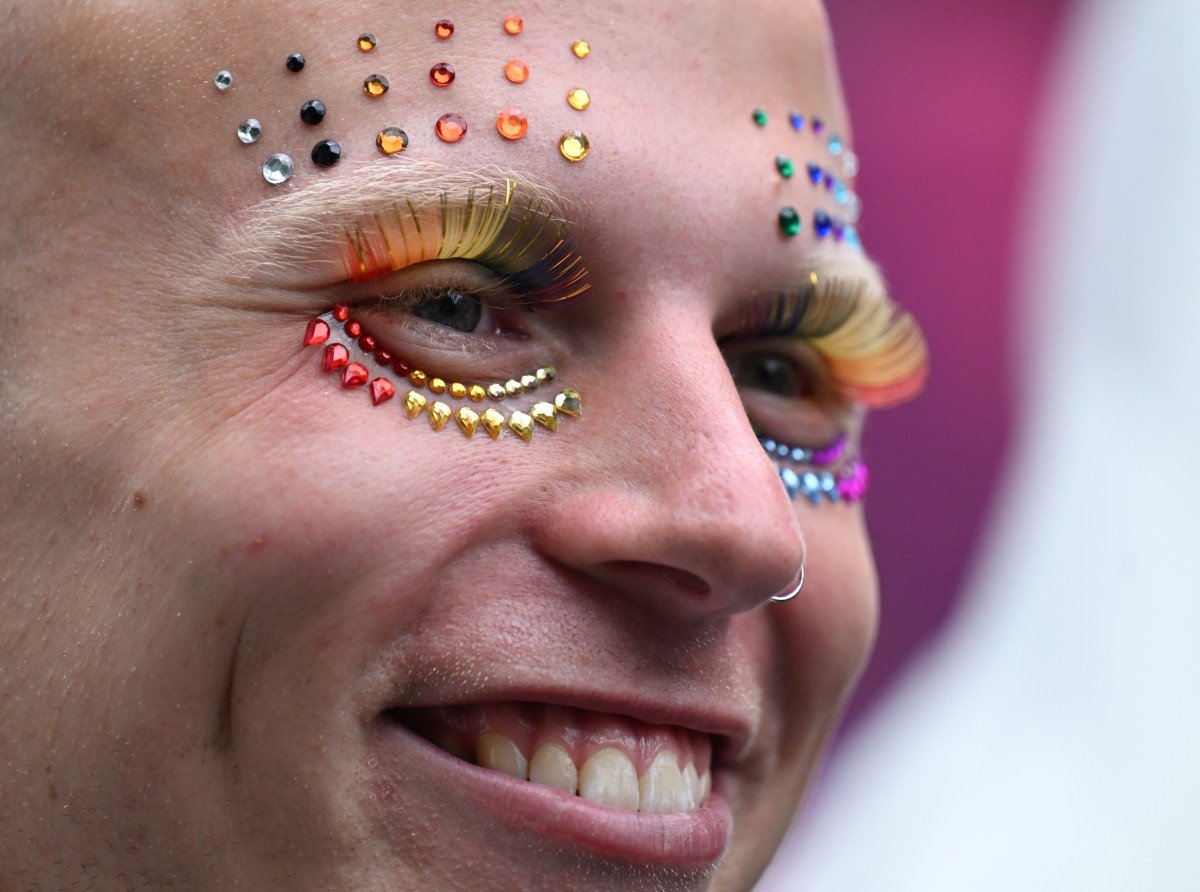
xmin=0 ymin=0 xmax=880 ymax=888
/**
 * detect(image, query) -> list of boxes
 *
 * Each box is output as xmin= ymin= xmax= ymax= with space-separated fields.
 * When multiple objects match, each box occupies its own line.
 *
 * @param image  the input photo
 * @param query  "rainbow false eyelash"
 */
xmin=338 ymin=180 xmax=590 ymax=305
xmin=733 ymin=272 xmax=929 ymax=409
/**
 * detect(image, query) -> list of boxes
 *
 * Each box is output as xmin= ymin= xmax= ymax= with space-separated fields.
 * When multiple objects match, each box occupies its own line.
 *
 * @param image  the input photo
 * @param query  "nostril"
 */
xmin=605 ymin=561 xmax=711 ymax=597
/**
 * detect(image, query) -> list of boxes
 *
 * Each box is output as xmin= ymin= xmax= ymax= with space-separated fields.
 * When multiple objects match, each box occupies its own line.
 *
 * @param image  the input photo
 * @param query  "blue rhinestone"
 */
xmin=791 ymin=447 xmax=811 ymax=463
xmin=828 ymin=133 xmax=844 ymax=156
xmin=780 ymin=467 xmax=801 ymax=500
xmin=776 ymin=444 xmax=790 ymax=458
xmin=762 ymin=438 xmax=777 ymax=453
xmin=820 ymin=471 xmax=840 ymax=501
xmin=801 ymin=471 xmax=823 ymax=505
xmin=806 ymin=162 xmax=823 ymax=185
xmin=834 ymin=181 xmax=850 ymax=204
xmin=789 ymin=110 xmax=805 ymax=131
xmin=814 ymin=210 xmax=832 ymax=238
xmin=845 ymin=226 xmax=862 ymax=249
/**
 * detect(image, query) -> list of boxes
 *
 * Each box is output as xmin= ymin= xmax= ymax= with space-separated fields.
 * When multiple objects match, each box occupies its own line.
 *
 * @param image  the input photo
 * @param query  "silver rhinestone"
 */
xmin=846 ymin=194 xmax=863 ymax=223
xmin=505 ymin=379 xmax=523 ymax=397
xmin=791 ymin=447 xmax=811 ymax=463
xmin=776 ymin=444 xmax=790 ymax=458
xmin=762 ymin=439 xmax=776 ymax=453
xmin=538 ymin=366 xmax=557 ymax=381
xmin=213 ymin=70 xmax=233 ymax=91
xmin=262 ymin=153 xmax=294 ymax=185
xmin=842 ymin=151 xmax=859 ymax=178
xmin=237 ymin=118 xmax=262 ymax=144
xmin=520 ymin=374 xmax=538 ymax=391
xmin=487 ymin=383 xmax=507 ymax=401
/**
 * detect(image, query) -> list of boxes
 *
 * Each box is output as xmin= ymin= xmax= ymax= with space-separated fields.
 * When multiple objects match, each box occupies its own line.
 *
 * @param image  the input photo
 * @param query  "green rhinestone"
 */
xmin=776 ymin=155 xmax=794 ymax=179
xmin=752 ymin=108 xmax=768 ymax=127
xmin=779 ymin=206 xmax=801 ymax=237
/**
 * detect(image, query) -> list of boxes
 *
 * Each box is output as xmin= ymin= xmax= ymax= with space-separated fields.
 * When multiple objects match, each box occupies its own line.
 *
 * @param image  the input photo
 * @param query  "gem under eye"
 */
xmin=237 ymin=118 xmax=262 ymax=144
xmin=435 ymin=20 xmax=454 ymax=39
xmin=213 ymin=70 xmax=233 ymax=90
xmin=411 ymin=290 xmax=482 ymax=333
xmin=436 ymin=113 xmax=468 ymax=142
xmin=558 ymin=130 xmax=589 ymax=162
xmin=430 ymin=63 xmax=455 ymax=87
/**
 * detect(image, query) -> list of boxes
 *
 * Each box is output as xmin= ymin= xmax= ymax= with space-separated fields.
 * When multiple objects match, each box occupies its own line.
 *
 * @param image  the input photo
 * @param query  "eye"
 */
xmin=728 ymin=351 xmax=816 ymax=399
xmin=409 ymin=288 xmax=485 ymax=333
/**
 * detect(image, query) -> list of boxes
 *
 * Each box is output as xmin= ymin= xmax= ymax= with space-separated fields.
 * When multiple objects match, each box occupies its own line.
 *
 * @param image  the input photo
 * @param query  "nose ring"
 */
xmin=770 ymin=562 xmax=806 ymax=603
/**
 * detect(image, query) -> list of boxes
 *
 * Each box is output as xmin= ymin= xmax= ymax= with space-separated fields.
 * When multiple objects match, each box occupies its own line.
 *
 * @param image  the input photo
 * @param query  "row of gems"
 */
xmin=758 ymin=435 xmax=868 ymax=505
xmin=755 ymin=108 xmax=859 ymax=178
xmin=805 ymin=162 xmax=862 ymax=223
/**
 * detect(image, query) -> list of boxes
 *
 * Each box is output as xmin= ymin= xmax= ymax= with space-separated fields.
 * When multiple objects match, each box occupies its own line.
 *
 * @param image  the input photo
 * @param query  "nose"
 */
xmin=531 ymin=312 xmax=809 ymax=621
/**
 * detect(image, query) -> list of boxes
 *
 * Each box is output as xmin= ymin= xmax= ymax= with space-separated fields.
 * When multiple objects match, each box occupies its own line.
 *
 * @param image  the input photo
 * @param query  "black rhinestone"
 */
xmin=311 ymin=139 xmax=341 ymax=168
xmin=300 ymin=99 xmax=326 ymax=125
xmin=286 ymin=53 xmax=306 ymax=72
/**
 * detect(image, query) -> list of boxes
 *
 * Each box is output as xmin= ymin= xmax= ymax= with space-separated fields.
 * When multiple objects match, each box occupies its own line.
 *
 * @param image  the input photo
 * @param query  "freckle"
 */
xmin=131 ymin=491 xmax=147 ymax=510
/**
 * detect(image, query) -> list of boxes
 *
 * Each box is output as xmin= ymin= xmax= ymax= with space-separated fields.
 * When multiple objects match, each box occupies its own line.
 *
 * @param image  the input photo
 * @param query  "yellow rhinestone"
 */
xmin=508 ymin=410 xmax=534 ymax=442
xmin=530 ymin=401 xmax=558 ymax=432
xmin=520 ymin=374 xmax=539 ymax=390
xmin=571 ymin=40 xmax=590 ymax=58
xmin=468 ymin=384 xmax=486 ymax=402
xmin=481 ymin=408 xmax=506 ymax=439
xmin=409 ymin=370 xmax=428 ymax=387
xmin=487 ymin=383 xmax=507 ymax=401
xmin=429 ymin=401 xmax=452 ymax=430
xmin=558 ymin=131 xmax=589 ymax=163
xmin=450 ymin=382 xmax=468 ymax=399
xmin=555 ymin=388 xmax=582 ymax=417
xmin=403 ymin=391 xmax=428 ymax=419
xmin=429 ymin=377 xmax=447 ymax=394
xmin=536 ymin=366 xmax=556 ymax=383
xmin=505 ymin=379 xmax=523 ymax=397
xmin=358 ymin=33 xmax=377 ymax=52
xmin=456 ymin=406 xmax=480 ymax=438
xmin=566 ymin=87 xmax=591 ymax=111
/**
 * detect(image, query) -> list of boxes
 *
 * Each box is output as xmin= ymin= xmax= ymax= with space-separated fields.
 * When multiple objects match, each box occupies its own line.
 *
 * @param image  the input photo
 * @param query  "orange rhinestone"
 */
xmin=504 ymin=59 xmax=529 ymax=84
xmin=363 ymin=74 xmax=389 ymax=97
xmin=435 ymin=113 xmax=467 ymax=143
xmin=503 ymin=15 xmax=523 ymax=35
xmin=430 ymin=62 xmax=455 ymax=87
xmin=357 ymin=33 xmax=377 ymax=52
xmin=376 ymin=127 xmax=408 ymax=155
xmin=435 ymin=20 xmax=454 ymax=39
xmin=496 ymin=109 xmax=528 ymax=141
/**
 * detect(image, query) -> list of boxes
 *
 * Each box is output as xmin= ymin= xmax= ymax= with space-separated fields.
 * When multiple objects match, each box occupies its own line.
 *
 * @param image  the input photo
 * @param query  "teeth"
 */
xmin=699 ymin=768 xmax=711 ymax=803
xmin=476 ymin=732 xmax=528 ymax=780
xmin=529 ymin=743 xmax=578 ymax=794
xmin=682 ymin=762 xmax=700 ymax=812
xmin=579 ymin=748 xmax=640 ymax=811
xmin=638 ymin=750 xmax=687 ymax=814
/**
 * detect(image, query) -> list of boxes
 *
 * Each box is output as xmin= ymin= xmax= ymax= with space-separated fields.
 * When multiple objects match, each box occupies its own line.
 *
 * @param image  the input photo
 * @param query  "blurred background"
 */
xmin=761 ymin=1 xmax=1200 ymax=888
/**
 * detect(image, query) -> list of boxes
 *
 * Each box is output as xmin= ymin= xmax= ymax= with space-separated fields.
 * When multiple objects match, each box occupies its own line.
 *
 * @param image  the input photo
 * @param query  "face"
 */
xmin=0 ymin=0 xmax=925 ymax=888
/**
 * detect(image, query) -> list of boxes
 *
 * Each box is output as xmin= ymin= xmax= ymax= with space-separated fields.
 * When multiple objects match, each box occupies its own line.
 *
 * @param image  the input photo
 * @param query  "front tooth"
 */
xmin=579 ymin=748 xmax=639 ymax=811
xmin=639 ymin=750 xmax=687 ymax=814
xmin=529 ymin=743 xmax=578 ymax=794
xmin=476 ymin=732 xmax=528 ymax=780
xmin=682 ymin=762 xmax=701 ymax=811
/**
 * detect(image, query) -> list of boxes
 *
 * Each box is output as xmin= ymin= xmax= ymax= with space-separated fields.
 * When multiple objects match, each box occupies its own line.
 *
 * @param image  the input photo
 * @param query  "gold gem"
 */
xmin=404 ymin=391 xmax=428 ymax=419
xmin=508 ymin=411 xmax=534 ymax=442
xmin=363 ymin=74 xmax=389 ymax=97
xmin=505 ymin=379 xmax=523 ymax=397
xmin=571 ymin=40 xmax=590 ymax=58
xmin=481 ymin=408 xmax=506 ymax=439
xmin=530 ymin=401 xmax=558 ymax=431
xmin=487 ymin=383 xmax=507 ymax=401
xmin=554 ymin=389 xmax=582 ymax=417
xmin=566 ymin=87 xmax=591 ymax=111
xmin=358 ymin=33 xmax=377 ymax=52
xmin=429 ymin=377 xmax=447 ymax=394
xmin=456 ymin=407 xmax=480 ymax=438
xmin=520 ymin=374 xmax=538 ymax=390
xmin=409 ymin=370 xmax=428 ymax=387
xmin=468 ymin=384 xmax=486 ymax=402
xmin=429 ymin=401 xmax=452 ymax=430
xmin=558 ymin=131 xmax=589 ymax=162
xmin=450 ymin=382 xmax=468 ymax=399
xmin=376 ymin=127 xmax=409 ymax=155
xmin=537 ymin=366 xmax=557 ymax=382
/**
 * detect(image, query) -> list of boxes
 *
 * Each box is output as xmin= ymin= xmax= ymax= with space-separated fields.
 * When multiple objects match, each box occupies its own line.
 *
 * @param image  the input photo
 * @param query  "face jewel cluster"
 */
xmin=214 ymin=18 xmax=595 ymax=184
xmin=303 ymin=306 xmax=581 ymax=442
xmin=759 ymin=434 xmax=869 ymax=505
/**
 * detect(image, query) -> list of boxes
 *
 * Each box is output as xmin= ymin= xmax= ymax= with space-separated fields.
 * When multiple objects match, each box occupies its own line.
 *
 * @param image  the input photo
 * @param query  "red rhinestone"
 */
xmin=345 ymin=320 xmax=362 ymax=338
xmin=370 ymin=377 xmax=396 ymax=405
xmin=342 ymin=362 xmax=369 ymax=388
xmin=359 ymin=334 xmax=377 ymax=352
xmin=333 ymin=304 xmax=351 ymax=321
xmin=394 ymin=358 xmax=412 ymax=375
xmin=302 ymin=319 xmax=330 ymax=346
xmin=375 ymin=349 xmax=393 ymax=366
xmin=322 ymin=343 xmax=349 ymax=371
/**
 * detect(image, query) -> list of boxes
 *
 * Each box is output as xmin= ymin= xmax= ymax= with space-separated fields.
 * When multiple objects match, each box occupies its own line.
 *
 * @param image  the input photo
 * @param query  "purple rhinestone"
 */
xmin=812 ymin=117 xmax=825 ymax=134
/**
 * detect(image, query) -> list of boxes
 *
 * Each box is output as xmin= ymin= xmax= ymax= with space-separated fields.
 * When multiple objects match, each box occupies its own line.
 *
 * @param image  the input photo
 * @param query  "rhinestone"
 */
xmin=429 ymin=401 xmax=452 ymax=430
xmin=468 ymin=384 xmax=486 ymax=402
xmin=806 ymin=163 xmax=822 ymax=185
xmin=409 ymin=370 xmax=428 ymax=387
xmin=846 ymin=194 xmax=862 ymax=223
xmin=496 ymin=109 xmax=528 ymax=141
xmin=302 ymin=319 xmax=329 ymax=346
xmin=311 ymin=139 xmax=341 ymax=168
xmin=429 ymin=377 xmax=447 ymax=394
xmin=455 ymin=406 xmax=480 ymax=437
xmin=801 ymin=471 xmax=823 ymax=505
xmin=820 ymin=471 xmax=840 ymax=500
xmin=394 ymin=358 xmax=412 ymax=375
xmin=358 ymin=33 xmax=377 ymax=52
xmin=436 ymin=113 xmax=467 ymax=143
xmin=780 ymin=467 xmax=801 ymax=500
xmin=788 ymin=110 xmax=804 ymax=131
xmin=285 ymin=53 xmax=305 ymax=72
xmin=566 ymin=87 xmax=590 ymax=110
xmin=359 ymin=335 xmax=377 ymax=352
xmin=535 ymin=366 xmax=555 ymax=382
xmin=333 ymin=304 xmax=350 ymax=321
xmin=842 ymin=151 xmax=860 ymax=178
xmin=435 ymin=20 xmax=455 ymax=39
xmin=237 ymin=118 xmax=262 ymax=144
xmin=828 ymin=133 xmax=844 ymax=156
xmin=404 ymin=391 xmax=428 ymax=419
xmin=778 ymin=207 xmax=801 ymax=238
xmin=814 ymin=209 xmax=832 ymax=238
xmin=558 ymin=130 xmax=589 ymax=162
xmin=487 ymin=383 xmax=507 ymax=400
xmin=363 ymin=74 xmax=389 ymax=97
xmin=341 ymin=362 xmax=369 ymax=388
xmin=508 ymin=411 xmax=534 ymax=441
xmin=775 ymin=155 xmax=794 ymax=179
xmin=761 ymin=439 xmax=777 ymax=453
xmin=430 ymin=62 xmax=455 ymax=87
xmin=752 ymin=108 xmax=767 ymax=127
xmin=481 ymin=408 xmax=506 ymax=439
xmin=375 ymin=350 xmax=393 ymax=366
xmin=834 ymin=180 xmax=849 ymax=204
xmin=845 ymin=226 xmax=862 ymax=249
xmin=503 ymin=15 xmax=523 ymax=35
xmin=450 ymin=382 xmax=468 ymax=399
xmin=504 ymin=59 xmax=529 ymax=83
xmin=791 ymin=447 xmax=811 ymax=463
xmin=300 ymin=99 xmax=326 ymax=125
xmin=213 ymin=70 xmax=233 ymax=91
xmin=370 ymin=377 xmax=396 ymax=405
xmin=344 ymin=320 xmax=362 ymax=338
xmin=530 ymin=401 xmax=558 ymax=431
xmin=376 ymin=128 xmax=409 ymax=155
xmin=322 ymin=343 xmax=349 ymax=371
xmin=812 ymin=117 xmax=825 ymax=134
xmin=571 ymin=40 xmax=591 ymax=58
xmin=776 ymin=444 xmax=790 ymax=458
xmin=262 ymin=153 xmax=294 ymax=185
xmin=504 ymin=379 xmax=523 ymax=397
xmin=520 ymin=374 xmax=538 ymax=390
xmin=554 ymin=389 xmax=581 ymax=417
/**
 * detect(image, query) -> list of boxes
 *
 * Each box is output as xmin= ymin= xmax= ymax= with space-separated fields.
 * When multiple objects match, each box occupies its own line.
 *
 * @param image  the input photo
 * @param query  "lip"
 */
xmin=370 ymin=716 xmax=733 ymax=868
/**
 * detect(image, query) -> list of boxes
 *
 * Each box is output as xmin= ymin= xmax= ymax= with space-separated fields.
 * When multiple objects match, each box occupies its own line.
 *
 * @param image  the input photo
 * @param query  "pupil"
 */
xmin=735 ymin=354 xmax=800 ymax=397
xmin=411 ymin=289 xmax=482 ymax=333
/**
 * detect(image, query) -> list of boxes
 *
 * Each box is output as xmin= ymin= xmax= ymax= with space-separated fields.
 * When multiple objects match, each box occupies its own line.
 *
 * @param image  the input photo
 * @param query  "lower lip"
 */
xmin=370 ymin=718 xmax=733 ymax=869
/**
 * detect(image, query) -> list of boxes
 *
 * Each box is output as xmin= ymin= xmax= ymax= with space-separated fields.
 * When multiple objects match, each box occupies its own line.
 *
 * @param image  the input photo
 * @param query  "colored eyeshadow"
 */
xmin=285 ymin=53 xmax=305 ymax=72
xmin=376 ymin=127 xmax=409 ymax=155
xmin=358 ymin=33 xmax=377 ymax=52
xmin=496 ymin=109 xmax=528 ymax=140
xmin=436 ymin=113 xmax=467 ymax=142
xmin=262 ymin=153 xmax=293 ymax=185
xmin=435 ymin=20 xmax=454 ymax=39
xmin=213 ymin=70 xmax=233 ymax=91
xmin=311 ymin=140 xmax=341 ymax=168
xmin=775 ymin=155 xmax=794 ymax=178
xmin=363 ymin=74 xmax=389 ymax=97
xmin=571 ymin=40 xmax=590 ymax=58
xmin=558 ymin=130 xmax=589 ymax=162
xmin=237 ymin=118 xmax=262 ymax=144
xmin=779 ymin=207 xmax=801 ymax=237
xmin=300 ymin=99 xmax=325 ymax=125
xmin=504 ymin=60 xmax=529 ymax=83
xmin=503 ymin=15 xmax=523 ymax=35
xmin=566 ymin=87 xmax=590 ymax=110
xmin=430 ymin=62 xmax=455 ymax=86
xmin=752 ymin=108 xmax=767 ymax=127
